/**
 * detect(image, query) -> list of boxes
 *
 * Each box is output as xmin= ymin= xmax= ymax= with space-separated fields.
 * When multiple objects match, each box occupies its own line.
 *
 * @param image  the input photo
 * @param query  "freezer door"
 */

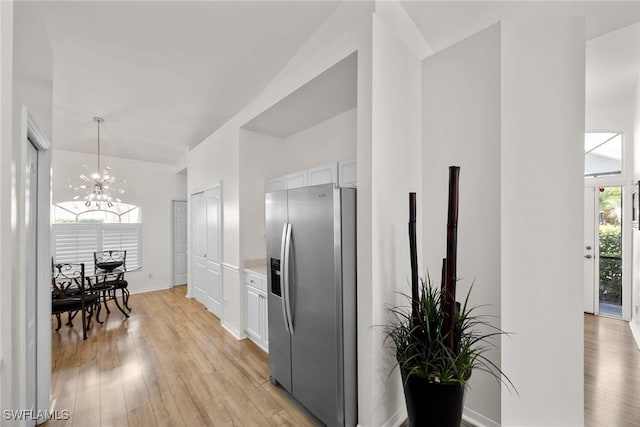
xmin=287 ymin=184 xmax=340 ymax=426
xmin=266 ymin=190 xmax=292 ymax=392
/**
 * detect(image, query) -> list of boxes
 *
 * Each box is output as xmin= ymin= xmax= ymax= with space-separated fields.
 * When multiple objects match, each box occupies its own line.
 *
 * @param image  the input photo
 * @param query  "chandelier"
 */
xmin=69 ymin=116 xmax=125 ymax=208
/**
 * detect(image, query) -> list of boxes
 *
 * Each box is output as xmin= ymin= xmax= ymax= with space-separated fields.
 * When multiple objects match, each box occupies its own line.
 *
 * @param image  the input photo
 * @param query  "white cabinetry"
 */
xmin=338 ymin=160 xmax=357 ymax=187
xmin=308 ymin=163 xmax=338 ymax=186
xmin=284 ymin=170 xmax=308 ymax=189
xmin=265 ymin=176 xmax=285 ymax=193
xmin=244 ymin=270 xmax=268 ymax=352
xmin=266 ymin=161 xmax=352 ymax=192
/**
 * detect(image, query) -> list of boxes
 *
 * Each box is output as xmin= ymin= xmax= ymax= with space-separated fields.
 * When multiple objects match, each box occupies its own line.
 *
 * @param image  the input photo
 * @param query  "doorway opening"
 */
xmin=171 ymin=199 xmax=188 ymax=287
xmin=585 ymin=185 xmax=624 ymax=318
xmin=22 ymin=110 xmax=53 ymax=424
xmin=583 ymin=129 xmax=628 ymax=320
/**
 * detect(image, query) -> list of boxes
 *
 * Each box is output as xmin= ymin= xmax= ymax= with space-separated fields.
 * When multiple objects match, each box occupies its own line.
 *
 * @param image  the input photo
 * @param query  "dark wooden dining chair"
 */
xmin=51 ymin=262 xmax=101 ymax=340
xmin=94 ymin=250 xmax=131 ymax=312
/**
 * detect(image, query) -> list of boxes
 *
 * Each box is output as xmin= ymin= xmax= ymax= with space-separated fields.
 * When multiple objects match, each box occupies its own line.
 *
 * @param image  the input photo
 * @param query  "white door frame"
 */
xmin=584 ymin=181 xmax=631 ymax=320
xmin=584 ymin=186 xmax=597 ymax=314
xmin=170 ymin=198 xmax=187 ymax=287
xmin=18 ymin=108 xmax=52 ymax=424
xmin=188 ymin=182 xmax=223 ymax=319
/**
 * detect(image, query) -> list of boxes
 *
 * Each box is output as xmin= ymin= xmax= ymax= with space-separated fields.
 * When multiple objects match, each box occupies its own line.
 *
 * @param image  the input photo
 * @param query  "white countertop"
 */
xmin=244 ymin=264 xmax=267 ymax=276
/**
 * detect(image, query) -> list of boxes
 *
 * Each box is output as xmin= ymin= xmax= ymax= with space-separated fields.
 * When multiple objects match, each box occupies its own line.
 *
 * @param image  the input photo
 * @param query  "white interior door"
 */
xmin=172 ymin=200 xmax=188 ymax=286
xmin=25 ymin=141 xmax=38 ymax=423
xmin=190 ymin=187 xmax=223 ymax=319
xmin=584 ymin=187 xmax=596 ymax=313
xmin=204 ymin=188 xmax=222 ymax=317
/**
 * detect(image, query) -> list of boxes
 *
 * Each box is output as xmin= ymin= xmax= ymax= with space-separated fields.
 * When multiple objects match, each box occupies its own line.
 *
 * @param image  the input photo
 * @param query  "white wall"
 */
xmin=501 ymin=17 xmax=585 ymax=426
xmin=368 ymin=13 xmax=424 ymax=426
xmin=53 ymin=149 xmax=187 ymax=294
xmin=188 ymin=121 xmax=244 ymax=337
xmin=353 ymin=25 xmax=374 ymax=427
xmin=630 ymin=23 xmax=640 ymax=342
xmin=239 ymin=108 xmax=356 ymax=262
xmin=634 ymin=65 xmax=640 ymax=342
xmin=191 ymin=5 xmax=582 ymax=427
xmin=281 ymin=108 xmax=357 ymax=172
xmin=421 ymin=16 xmax=586 ymax=425
xmin=422 ymin=23 xmax=502 ymax=425
xmin=1 ymin=0 xmax=54 ymax=420
xmin=0 ymin=0 xmax=14 ymax=418
xmin=239 ymin=129 xmax=283 ymax=262
xmin=187 ymin=4 xmax=373 ymax=378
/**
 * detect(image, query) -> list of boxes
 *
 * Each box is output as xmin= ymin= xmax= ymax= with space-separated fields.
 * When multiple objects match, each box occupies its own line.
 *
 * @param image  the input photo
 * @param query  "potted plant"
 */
xmin=385 ymin=167 xmax=513 ymax=427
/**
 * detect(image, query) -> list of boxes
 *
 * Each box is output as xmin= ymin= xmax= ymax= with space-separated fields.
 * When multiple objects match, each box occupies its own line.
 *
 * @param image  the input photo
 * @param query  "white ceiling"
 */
xmin=31 ymin=1 xmax=640 ymax=166
xmin=403 ymin=1 xmax=640 ymax=128
xmin=242 ymin=52 xmax=357 ymax=138
xmin=401 ymin=1 xmax=640 ymax=53
xmin=37 ymin=1 xmax=340 ymax=164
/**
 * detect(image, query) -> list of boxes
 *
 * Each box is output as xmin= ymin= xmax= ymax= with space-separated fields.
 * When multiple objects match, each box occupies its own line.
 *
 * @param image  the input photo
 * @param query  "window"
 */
xmin=585 ymin=132 xmax=623 ymax=177
xmin=53 ymin=201 xmax=140 ymax=224
xmin=52 ymin=202 xmax=142 ymax=270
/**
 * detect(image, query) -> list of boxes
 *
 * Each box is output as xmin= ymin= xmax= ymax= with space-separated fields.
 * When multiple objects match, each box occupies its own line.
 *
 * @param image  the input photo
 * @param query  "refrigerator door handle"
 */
xmin=280 ymin=223 xmax=290 ymax=333
xmin=284 ymin=223 xmax=294 ymax=334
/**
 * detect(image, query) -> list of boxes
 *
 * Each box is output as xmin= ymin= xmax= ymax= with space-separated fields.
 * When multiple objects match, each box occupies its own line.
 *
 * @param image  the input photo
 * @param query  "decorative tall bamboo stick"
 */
xmin=409 ymin=193 xmax=419 ymax=330
xmin=443 ymin=166 xmax=460 ymax=351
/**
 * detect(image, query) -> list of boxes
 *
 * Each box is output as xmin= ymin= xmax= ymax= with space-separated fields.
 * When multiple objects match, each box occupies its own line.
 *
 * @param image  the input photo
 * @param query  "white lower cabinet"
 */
xmin=245 ymin=286 xmax=262 ymax=339
xmin=244 ymin=270 xmax=268 ymax=352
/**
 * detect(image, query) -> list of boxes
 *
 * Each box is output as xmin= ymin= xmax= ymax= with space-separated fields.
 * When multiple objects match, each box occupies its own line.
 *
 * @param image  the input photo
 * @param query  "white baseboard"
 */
xmin=358 ymin=405 xmax=498 ymax=427
xmin=128 ymin=284 xmax=171 ymax=295
xmin=221 ymin=321 xmax=248 ymax=340
xmin=463 ymin=407 xmax=500 ymax=427
xmin=379 ymin=405 xmax=407 ymax=427
xmin=629 ymin=320 xmax=640 ymax=350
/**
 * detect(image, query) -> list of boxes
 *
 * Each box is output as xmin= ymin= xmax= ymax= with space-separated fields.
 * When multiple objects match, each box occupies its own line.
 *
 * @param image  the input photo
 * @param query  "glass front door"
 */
xmin=598 ymin=186 xmax=622 ymax=317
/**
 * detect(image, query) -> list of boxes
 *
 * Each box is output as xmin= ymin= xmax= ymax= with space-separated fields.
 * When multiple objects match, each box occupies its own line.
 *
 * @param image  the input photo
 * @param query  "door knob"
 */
xmin=584 ymin=254 xmax=592 ymax=259
xmin=585 ymin=246 xmax=592 ymax=250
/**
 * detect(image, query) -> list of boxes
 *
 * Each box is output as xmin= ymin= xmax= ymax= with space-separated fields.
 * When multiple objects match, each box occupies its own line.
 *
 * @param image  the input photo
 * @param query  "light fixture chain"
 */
xmin=73 ymin=115 xmax=123 ymax=209
xmin=97 ymin=118 xmax=100 ymax=172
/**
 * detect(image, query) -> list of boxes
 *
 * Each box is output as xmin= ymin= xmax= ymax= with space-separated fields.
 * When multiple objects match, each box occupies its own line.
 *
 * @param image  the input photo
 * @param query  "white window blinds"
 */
xmin=102 ymin=224 xmax=141 ymax=270
xmin=52 ymin=225 xmax=98 ymax=267
xmin=52 ymin=224 xmax=142 ymax=270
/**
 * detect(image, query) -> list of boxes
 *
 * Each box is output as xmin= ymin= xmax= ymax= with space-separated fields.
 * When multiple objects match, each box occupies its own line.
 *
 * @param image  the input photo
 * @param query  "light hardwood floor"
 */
xmin=47 ymin=287 xmax=640 ymax=426
xmin=48 ymin=286 xmax=317 ymax=426
xmin=584 ymin=314 xmax=640 ymax=427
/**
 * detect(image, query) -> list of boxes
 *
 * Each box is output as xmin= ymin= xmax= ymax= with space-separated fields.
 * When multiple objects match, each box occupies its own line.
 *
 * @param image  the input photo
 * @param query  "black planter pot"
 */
xmin=400 ymin=367 xmax=465 ymax=427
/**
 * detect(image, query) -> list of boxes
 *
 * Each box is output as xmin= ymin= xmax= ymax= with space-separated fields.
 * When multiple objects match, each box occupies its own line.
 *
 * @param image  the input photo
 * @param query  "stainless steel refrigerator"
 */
xmin=266 ymin=183 xmax=357 ymax=427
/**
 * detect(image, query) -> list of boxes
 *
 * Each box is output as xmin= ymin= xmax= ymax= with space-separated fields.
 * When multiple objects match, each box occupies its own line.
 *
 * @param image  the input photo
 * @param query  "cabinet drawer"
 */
xmin=245 ymin=271 xmax=266 ymax=291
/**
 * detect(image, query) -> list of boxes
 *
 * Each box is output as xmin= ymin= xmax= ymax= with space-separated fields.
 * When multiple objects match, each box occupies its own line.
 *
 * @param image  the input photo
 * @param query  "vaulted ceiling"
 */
xmin=401 ymin=1 xmax=640 ymax=51
xmin=28 ymin=1 xmax=640 ymax=166
xmin=401 ymin=1 xmax=640 ymax=112
xmin=37 ymin=1 xmax=341 ymax=164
